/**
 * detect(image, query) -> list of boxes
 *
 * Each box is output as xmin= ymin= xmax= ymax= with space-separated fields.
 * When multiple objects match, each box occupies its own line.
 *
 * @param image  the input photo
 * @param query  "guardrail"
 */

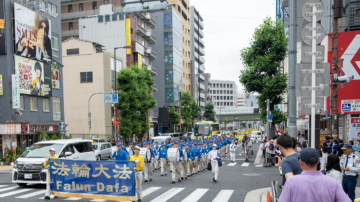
xmin=271 ymin=180 xmax=280 ymax=202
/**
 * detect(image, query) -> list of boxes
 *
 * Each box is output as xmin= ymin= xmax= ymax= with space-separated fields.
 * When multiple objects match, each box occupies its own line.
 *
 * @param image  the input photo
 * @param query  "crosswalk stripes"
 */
xmin=241 ymin=163 xmax=250 ymax=167
xmin=0 ymin=186 xmax=18 ymax=192
xmin=212 ymin=190 xmax=234 ymax=202
xmin=150 ymin=187 xmax=184 ymax=202
xmin=227 ymin=162 xmax=237 ymax=166
xmin=64 ymin=197 xmax=82 ymax=200
xmin=142 ymin=186 xmax=161 ymax=197
xmin=16 ymin=190 xmax=46 ymax=198
xmin=0 ymin=188 xmax=33 ymax=197
xmin=181 ymin=188 xmax=209 ymax=202
xmin=0 ymin=185 xmax=7 ymax=188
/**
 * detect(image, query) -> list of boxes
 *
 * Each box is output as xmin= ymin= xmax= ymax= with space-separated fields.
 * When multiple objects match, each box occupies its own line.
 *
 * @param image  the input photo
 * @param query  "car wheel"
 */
xmin=96 ymin=155 xmax=101 ymax=161
xmin=17 ymin=183 xmax=27 ymax=187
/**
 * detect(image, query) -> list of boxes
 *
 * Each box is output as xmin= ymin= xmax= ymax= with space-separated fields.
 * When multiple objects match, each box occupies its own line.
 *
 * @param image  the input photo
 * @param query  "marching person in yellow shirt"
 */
xmin=130 ymin=146 xmax=144 ymax=202
xmin=44 ymin=148 xmax=58 ymax=200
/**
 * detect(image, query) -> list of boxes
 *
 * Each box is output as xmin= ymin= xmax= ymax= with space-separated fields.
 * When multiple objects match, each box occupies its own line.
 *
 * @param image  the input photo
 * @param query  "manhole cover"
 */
xmin=243 ymin=173 xmax=262 ymax=176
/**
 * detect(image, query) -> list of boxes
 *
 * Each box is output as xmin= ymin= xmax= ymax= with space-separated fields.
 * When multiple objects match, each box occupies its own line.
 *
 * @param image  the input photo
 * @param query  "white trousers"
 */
xmin=211 ymin=160 xmax=219 ymax=180
xmin=160 ymin=158 xmax=167 ymax=174
xmin=181 ymin=161 xmax=189 ymax=177
xmin=152 ymin=159 xmax=155 ymax=170
xmin=135 ymin=171 xmax=143 ymax=200
xmin=226 ymin=144 xmax=230 ymax=154
xmin=154 ymin=158 xmax=159 ymax=169
xmin=144 ymin=162 xmax=153 ymax=180
xmin=193 ymin=157 xmax=199 ymax=173
xmin=230 ymin=152 xmax=235 ymax=162
xmin=170 ymin=162 xmax=182 ymax=181
xmin=45 ymin=170 xmax=51 ymax=197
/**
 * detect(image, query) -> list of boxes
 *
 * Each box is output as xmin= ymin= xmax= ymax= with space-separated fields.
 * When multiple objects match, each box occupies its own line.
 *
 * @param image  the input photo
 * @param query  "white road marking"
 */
xmin=16 ymin=190 xmax=46 ymax=198
xmin=227 ymin=163 xmax=237 ymax=166
xmin=143 ymin=186 xmax=162 ymax=197
xmin=150 ymin=188 xmax=184 ymax=202
xmin=64 ymin=197 xmax=82 ymax=200
xmin=212 ymin=190 xmax=234 ymax=202
xmin=181 ymin=188 xmax=209 ymax=202
xmin=0 ymin=188 xmax=33 ymax=197
xmin=241 ymin=163 xmax=250 ymax=167
xmin=255 ymin=165 xmax=263 ymax=167
xmin=90 ymin=200 xmax=106 ymax=202
xmin=0 ymin=186 xmax=18 ymax=193
xmin=0 ymin=185 xmax=7 ymax=188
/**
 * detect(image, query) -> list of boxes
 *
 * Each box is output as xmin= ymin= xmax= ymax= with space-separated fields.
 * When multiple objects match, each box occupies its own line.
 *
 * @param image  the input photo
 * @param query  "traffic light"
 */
xmin=58 ymin=122 xmax=65 ymax=131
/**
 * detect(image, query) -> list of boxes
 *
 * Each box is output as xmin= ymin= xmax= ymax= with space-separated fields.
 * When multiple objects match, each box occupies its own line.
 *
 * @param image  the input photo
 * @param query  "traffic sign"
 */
xmin=300 ymin=97 xmax=324 ymax=115
xmin=325 ymin=110 xmax=328 ymax=119
xmin=112 ymin=94 xmax=118 ymax=103
xmin=302 ymin=22 xmax=325 ymax=45
xmin=301 ymin=45 xmax=325 ymax=63
xmin=268 ymin=114 xmax=273 ymax=120
xmin=296 ymin=63 xmax=330 ymax=97
xmin=302 ymin=0 xmax=325 ymax=22
xmin=104 ymin=94 xmax=112 ymax=104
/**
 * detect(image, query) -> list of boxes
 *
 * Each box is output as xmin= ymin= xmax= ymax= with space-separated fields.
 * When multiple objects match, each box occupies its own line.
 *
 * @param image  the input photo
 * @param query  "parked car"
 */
xmin=160 ymin=133 xmax=181 ymax=141
xmin=150 ymin=136 xmax=172 ymax=144
xmin=250 ymin=131 xmax=262 ymax=143
xmin=92 ymin=142 xmax=112 ymax=161
xmin=180 ymin=132 xmax=195 ymax=140
xmin=12 ymin=139 xmax=95 ymax=186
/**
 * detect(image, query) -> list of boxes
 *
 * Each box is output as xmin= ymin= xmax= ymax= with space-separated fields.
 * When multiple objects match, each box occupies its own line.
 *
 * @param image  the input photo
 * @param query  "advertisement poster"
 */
xmin=350 ymin=118 xmax=360 ymax=142
xmin=12 ymin=74 xmax=20 ymax=109
xmin=51 ymin=65 xmax=60 ymax=89
xmin=0 ymin=0 xmax=5 ymax=54
xmin=14 ymin=55 xmax=52 ymax=97
xmin=341 ymin=99 xmax=360 ymax=113
xmin=14 ymin=3 xmax=52 ymax=62
xmin=0 ymin=74 xmax=2 ymax=95
xmin=125 ymin=19 xmax=131 ymax=54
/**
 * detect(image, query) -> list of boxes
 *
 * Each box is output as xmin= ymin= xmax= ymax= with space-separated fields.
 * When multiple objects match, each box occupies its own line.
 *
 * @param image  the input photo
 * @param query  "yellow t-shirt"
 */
xmin=130 ymin=155 xmax=144 ymax=171
xmin=44 ymin=155 xmax=58 ymax=167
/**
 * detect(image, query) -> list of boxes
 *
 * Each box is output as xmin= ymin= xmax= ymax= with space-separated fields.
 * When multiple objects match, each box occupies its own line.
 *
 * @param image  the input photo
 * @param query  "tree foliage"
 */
xmin=168 ymin=104 xmax=180 ymax=126
xmin=204 ymin=102 xmax=216 ymax=121
xmin=117 ymin=65 xmax=157 ymax=140
xmin=239 ymin=17 xmax=288 ymax=137
xmin=180 ymin=92 xmax=200 ymax=132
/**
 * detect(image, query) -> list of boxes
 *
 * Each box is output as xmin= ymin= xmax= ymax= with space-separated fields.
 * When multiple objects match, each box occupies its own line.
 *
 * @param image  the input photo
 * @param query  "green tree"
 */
xmin=190 ymin=98 xmax=201 ymax=120
xmin=204 ymin=102 xmax=216 ymax=121
xmin=117 ymin=65 xmax=157 ymax=141
xmin=181 ymin=92 xmax=193 ymax=132
xmin=168 ymin=104 xmax=180 ymax=132
xmin=239 ymin=17 xmax=288 ymax=138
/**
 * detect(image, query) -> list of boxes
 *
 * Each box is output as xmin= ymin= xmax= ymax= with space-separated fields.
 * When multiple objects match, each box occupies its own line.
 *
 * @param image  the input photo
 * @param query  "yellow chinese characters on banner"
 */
xmin=0 ymin=75 xmax=3 ymax=95
xmin=126 ymin=19 xmax=131 ymax=55
xmin=138 ymin=54 xmax=142 ymax=68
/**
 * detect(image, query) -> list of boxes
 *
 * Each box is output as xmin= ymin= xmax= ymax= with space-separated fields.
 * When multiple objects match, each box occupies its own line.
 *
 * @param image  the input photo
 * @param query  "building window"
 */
xmin=69 ymin=22 xmax=73 ymax=30
xmin=51 ymin=33 xmax=59 ymax=58
xmin=105 ymin=14 xmax=110 ymax=22
xmin=67 ymin=48 xmax=79 ymax=55
xmin=79 ymin=3 xmax=83 ymax=11
xmin=30 ymin=97 xmax=37 ymax=111
xmin=98 ymin=15 xmax=104 ymax=22
xmin=47 ymin=3 xmax=57 ymax=17
xmin=20 ymin=96 xmax=24 ymax=110
xmin=230 ymin=84 xmax=233 ymax=88
xmin=53 ymin=98 xmax=61 ymax=121
xmin=40 ymin=0 xmax=46 ymax=11
xmin=68 ymin=5 xmax=72 ymax=13
xmin=92 ymin=1 xmax=97 ymax=9
xmin=131 ymin=28 xmax=133 ymax=34
xmin=43 ymin=99 xmax=49 ymax=112
xmin=80 ymin=72 xmax=93 ymax=83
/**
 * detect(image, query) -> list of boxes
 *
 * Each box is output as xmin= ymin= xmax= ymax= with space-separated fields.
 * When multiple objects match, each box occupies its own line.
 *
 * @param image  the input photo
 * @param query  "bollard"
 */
xmin=267 ymin=191 xmax=271 ymax=202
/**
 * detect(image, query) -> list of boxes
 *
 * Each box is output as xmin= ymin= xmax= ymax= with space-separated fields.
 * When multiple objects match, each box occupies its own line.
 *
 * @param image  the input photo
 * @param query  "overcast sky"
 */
xmin=190 ymin=0 xmax=276 ymax=91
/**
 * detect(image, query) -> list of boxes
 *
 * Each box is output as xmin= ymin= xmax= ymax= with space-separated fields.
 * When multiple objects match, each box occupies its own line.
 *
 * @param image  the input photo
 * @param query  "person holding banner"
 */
xmin=112 ymin=143 xmax=128 ymax=161
xmin=158 ymin=144 xmax=168 ymax=176
xmin=44 ymin=148 xmax=58 ymax=200
xmin=130 ymin=146 xmax=144 ymax=202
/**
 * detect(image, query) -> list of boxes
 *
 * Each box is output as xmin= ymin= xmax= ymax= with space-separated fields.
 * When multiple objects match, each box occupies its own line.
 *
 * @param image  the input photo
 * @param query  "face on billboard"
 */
xmin=14 ymin=3 xmax=52 ymax=62
xmin=15 ymin=55 xmax=52 ymax=97
xmin=0 ymin=0 xmax=5 ymax=55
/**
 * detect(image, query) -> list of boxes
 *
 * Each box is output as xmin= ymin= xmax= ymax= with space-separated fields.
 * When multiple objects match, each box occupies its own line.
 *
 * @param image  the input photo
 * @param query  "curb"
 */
xmin=244 ymin=187 xmax=271 ymax=202
xmin=0 ymin=166 xmax=13 ymax=170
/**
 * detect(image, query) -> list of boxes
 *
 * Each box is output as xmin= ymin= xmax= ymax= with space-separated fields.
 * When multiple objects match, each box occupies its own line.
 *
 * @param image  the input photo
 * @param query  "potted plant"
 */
xmin=15 ymin=147 xmax=23 ymax=158
xmin=4 ymin=150 xmax=15 ymax=165
xmin=0 ymin=158 xmax=4 ymax=165
xmin=40 ymin=131 xmax=49 ymax=141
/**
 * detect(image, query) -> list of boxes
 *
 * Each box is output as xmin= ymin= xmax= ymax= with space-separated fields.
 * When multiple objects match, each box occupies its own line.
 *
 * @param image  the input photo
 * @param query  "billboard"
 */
xmin=0 ymin=0 xmax=5 ymax=54
xmin=14 ymin=3 xmax=52 ymax=62
xmin=125 ymin=19 xmax=131 ymax=55
xmin=51 ymin=65 xmax=60 ymax=89
xmin=14 ymin=55 xmax=52 ymax=97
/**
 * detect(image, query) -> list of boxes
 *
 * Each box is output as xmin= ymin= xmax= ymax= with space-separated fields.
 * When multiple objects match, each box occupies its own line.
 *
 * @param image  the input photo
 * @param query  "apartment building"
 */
xmin=209 ymin=80 xmax=238 ymax=110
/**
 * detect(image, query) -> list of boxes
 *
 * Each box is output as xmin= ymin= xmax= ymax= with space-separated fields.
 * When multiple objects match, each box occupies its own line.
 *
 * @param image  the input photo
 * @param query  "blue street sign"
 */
xmin=276 ymin=0 xmax=281 ymax=19
xmin=112 ymin=94 xmax=118 ymax=103
xmin=268 ymin=114 xmax=274 ymax=120
xmin=104 ymin=94 xmax=112 ymax=104
xmin=274 ymin=105 xmax=277 ymax=111
xmin=325 ymin=110 xmax=328 ymax=120
xmin=339 ymin=69 xmax=342 ymax=76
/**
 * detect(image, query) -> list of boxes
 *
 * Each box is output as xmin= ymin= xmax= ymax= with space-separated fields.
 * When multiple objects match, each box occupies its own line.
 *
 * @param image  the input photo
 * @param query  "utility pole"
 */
xmin=266 ymin=99 xmax=270 ymax=138
xmin=288 ymin=0 xmax=297 ymax=138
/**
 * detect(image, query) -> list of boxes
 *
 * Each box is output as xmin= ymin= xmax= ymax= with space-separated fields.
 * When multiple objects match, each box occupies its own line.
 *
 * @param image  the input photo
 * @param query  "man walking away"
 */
xmin=340 ymin=143 xmax=360 ymax=201
xmin=275 ymin=134 xmax=302 ymax=186
xmin=260 ymin=139 xmax=267 ymax=166
xmin=278 ymin=148 xmax=351 ymax=202
xmin=230 ymin=140 xmax=236 ymax=163
xmin=323 ymin=136 xmax=333 ymax=154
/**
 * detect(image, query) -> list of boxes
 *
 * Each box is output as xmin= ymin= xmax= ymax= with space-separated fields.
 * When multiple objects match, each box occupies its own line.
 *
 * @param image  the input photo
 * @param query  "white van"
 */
xmin=250 ymin=131 xmax=262 ymax=143
xmin=12 ymin=139 xmax=96 ymax=186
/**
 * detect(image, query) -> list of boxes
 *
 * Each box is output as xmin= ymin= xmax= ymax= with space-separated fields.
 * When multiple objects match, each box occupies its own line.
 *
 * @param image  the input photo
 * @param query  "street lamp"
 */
xmin=113 ymin=46 xmax=131 ymax=140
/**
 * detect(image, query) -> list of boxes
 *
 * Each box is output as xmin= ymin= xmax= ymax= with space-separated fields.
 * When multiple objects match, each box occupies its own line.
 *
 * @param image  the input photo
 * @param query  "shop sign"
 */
xmin=22 ymin=124 xmax=29 ymax=134
xmin=29 ymin=124 xmax=59 ymax=133
xmin=0 ymin=124 xmax=21 ymax=134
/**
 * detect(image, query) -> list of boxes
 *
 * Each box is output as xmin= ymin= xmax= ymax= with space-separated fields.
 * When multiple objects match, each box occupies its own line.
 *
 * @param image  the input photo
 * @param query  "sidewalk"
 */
xmin=0 ymin=165 xmax=13 ymax=170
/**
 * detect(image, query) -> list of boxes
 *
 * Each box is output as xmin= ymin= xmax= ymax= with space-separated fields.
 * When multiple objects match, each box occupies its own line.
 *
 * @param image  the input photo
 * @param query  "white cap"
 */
xmin=134 ymin=146 xmax=140 ymax=150
xmin=212 ymin=144 xmax=217 ymax=147
xmin=49 ymin=148 xmax=55 ymax=152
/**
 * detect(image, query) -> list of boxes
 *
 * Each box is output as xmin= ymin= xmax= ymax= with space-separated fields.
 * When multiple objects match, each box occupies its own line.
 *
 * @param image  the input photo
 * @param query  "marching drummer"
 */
xmin=181 ymin=143 xmax=190 ymax=179
xmin=143 ymin=142 xmax=153 ymax=182
xmin=130 ymin=146 xmax=144 ymax=202
xmin=112 ymin=143 xmax=128 ymax=161
xmin=158 ymin=144 xmax=168 ymax=176
xmin=208 ymin=144 xmax=221 ymax=183
xmin=169 ymin=141 xmax=184 ymax=184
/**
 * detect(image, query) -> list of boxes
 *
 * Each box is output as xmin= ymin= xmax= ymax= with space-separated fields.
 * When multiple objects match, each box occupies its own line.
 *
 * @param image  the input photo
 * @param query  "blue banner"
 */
xmin=276 ymin=0 xmax=281 ymax=19
xmin=49 ymin=159 xmax=136 ymax=201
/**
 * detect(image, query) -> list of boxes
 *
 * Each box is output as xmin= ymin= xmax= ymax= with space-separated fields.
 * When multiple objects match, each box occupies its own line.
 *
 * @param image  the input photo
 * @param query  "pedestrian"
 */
xmin=111 ymin=137 xmax=116 ymax=146
xmin=208 ymin=144 xmax=220 ymax=183
xmin=353 ymin=140 xmax=360 ymax=158
xmin=332 ymin=139 xmax=338 ymax=155
xmin=260 ymin=139 xmax=267 ymax=166
xmin=130 ymin=146 xmax=144 ymax=202
xmin=158 ymin=144 xmax=167 ymax=176
xmin=340 ymin=143 xmax=360 ymax=201
xmin=275 ymin=134 xmax=302 ymax=186
xmin=192 ymin=143 xmax=201 ymax=174
xmin=107 ymin=137 xmax=111 ymax=143
xmin=150 ymin=144 xmax=156 ymax=172
xmin=230 ymin=140 xmax=236 ymax=163
xmin=44 ymin=148 xmax=58 ymax=200
xmin=337 ymin=139 xmax=344 ymax=157
xmin=323 ymin=136 xmax=333 ymax=154
xmin=112 ymin=143 xmax=128 ymax=161
xmin=320 ymin=146 xmax=328 ymax=172
xmin=245 ymin=138 xmax=252 ymax=162
xmin=143 ymin=142 xmax=153 ymax=182
xmin=298 ymin=134 xmax=305 ymax=146
xmin=326 ymin=154 xmax=342 ymax=186
xmin=170 ymin=141 xmax=184 ymax=184
xmin=278 ymin=147 xmax=351 ymax=202
xmin=154 ymin=142 xmax=160 ymax=170
xmin=265 ymin=138 xmax=277 ymax=167
xmin=181 ymin=144 xmax=190 ymax=179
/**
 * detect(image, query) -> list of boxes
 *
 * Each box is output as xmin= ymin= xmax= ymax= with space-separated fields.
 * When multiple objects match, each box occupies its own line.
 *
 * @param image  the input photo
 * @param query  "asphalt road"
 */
xmin=0 ymin=143 xmax=282 ymax=202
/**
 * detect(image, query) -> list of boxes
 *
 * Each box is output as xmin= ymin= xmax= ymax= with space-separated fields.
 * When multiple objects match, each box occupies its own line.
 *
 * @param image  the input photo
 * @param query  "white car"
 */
xmin=250 ymin=131 xmax=262 ymax=143
xmin=92 ymin=142 xmax=112 ymax=161
xmin=12 ymin=139 xmax=95 ymax=186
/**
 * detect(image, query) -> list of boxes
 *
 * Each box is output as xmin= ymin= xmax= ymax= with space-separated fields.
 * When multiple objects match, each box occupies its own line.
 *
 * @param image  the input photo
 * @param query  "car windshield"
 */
xmin=194 ymin=124 xmax=210 ymax=136
xmin=151 ymin=138 xmax=168 ymax=144
xmin=92 ymin=144 xmax=99 ymax=150
xmin=21 ymin=143 xmax=64 ymax=158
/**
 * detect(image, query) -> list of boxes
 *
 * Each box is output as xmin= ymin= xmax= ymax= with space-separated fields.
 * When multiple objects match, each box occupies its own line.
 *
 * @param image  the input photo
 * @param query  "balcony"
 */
xmin=199 ymin=64 xmax=205 ymax=73
xmin=194 ymin=51 xmax=199 ymax=59
xmin=199 ymin=38 xmax=205 ymax=48
xmin=194 ymin=23 xmax=199 ymax=31
xmin=62 ymin=29 xmax=79 ymax=38
xmin=199 ymin=74 xmax=205 ymax=81
xmin=137 ymin=13 xmax=156 ymax=28
xmin=349 ymin=1 xmax=360 ymax=31
xmin=199 ymin=47 xmax=205 ymax=56
xmin=147 ymin=65 xmax=157 ymax=76
xmin=199 ymin=29 xmax=204 ymax=38
xmin=61 ymin=9 xmax=99 ymax=20
xmin=200 ymin=93 xmax=205 ymax=99
xmin=136 ymin=25 xmax=147 ymax=37
xmin=151 ymin=84 xmax=158 ymax=91
xmin=145 ymin=31 xmax=157 ymax=44
xmin=199 ymin=20 xmax=204 ymax=30
xmin=145 ymin=49 xmax=157 ymax=60
xmin=199 ymin=57 xmax=205 ymax=64
xmin=194 ymin=32 xmax=199 ymax=40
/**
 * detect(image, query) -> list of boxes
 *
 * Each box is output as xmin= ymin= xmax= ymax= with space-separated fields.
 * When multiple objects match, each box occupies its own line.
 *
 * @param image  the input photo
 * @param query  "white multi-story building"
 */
xmin=237 ymin=91 xmax=259 ymax=108
xmin=209 ymin=80 xmax=237 ymax=110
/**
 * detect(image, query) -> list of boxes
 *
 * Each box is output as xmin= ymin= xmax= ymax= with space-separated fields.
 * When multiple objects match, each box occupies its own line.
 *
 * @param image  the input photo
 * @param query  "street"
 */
xmin=0 ymin=143 xmax=281 ymax=202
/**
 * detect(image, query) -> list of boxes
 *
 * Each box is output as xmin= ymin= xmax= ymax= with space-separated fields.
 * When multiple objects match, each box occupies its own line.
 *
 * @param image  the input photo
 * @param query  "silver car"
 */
xmin=92 ymin=142 xmax=112 ymax=160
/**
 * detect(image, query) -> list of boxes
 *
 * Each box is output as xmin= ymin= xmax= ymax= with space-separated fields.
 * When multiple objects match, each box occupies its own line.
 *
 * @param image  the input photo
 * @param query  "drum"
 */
xmin=167 ymin=148 xmax=180 ymax=162
xmin=140 ymin=148 xmax=151 ymax=163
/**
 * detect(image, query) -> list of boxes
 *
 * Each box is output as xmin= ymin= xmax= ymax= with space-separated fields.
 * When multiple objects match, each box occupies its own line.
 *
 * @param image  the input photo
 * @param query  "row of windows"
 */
xmin=215 ymin=102 xmax=234 ymax=107
xmin=212 ymin=96 xmax=234 ymax=101
xmin=209 ymin=83 xmax=234 ymax=89
xmin=20 ymin=96 xmax=61 ymax=121
xmin=37 ymin=0 xmax=57 ymax=18
xmin=210 ymin=90 xmax=234 ymax=95
xmin=67 ymin=1 xmax=103 ymax=12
